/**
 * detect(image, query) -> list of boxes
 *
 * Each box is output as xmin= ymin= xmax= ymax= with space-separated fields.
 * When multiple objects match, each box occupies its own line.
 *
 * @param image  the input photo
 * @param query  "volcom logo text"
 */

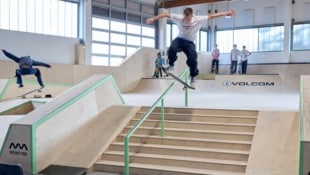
xmin=222 ymin=80 xmax=275 ymax=87
xmin=9 ymin=143 xmax=28 ymax=151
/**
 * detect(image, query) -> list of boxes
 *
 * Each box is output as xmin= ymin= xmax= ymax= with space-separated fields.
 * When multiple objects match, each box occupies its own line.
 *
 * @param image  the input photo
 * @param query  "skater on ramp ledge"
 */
xmin=1 ymin=49 xmax=51 ymax=88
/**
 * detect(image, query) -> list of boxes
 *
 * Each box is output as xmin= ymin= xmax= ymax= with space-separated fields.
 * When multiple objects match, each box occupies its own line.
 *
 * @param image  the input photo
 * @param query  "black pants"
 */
xmin=16 ymin=68 xmax=44 ymax=86
xmin=168 ymin=37 xmax=199 ymax=77
xmin=230 ymin=60 xmax=237 ymax=74
xmin=211 ymin=59 xmax=219 ymax=73
xmin=241 ymin=60 xmax=248 ymax=74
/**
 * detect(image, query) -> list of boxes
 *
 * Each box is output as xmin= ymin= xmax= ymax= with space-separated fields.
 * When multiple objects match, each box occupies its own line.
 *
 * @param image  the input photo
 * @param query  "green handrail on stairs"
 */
xmin=124 ymin=69 xmax=190 ymax=175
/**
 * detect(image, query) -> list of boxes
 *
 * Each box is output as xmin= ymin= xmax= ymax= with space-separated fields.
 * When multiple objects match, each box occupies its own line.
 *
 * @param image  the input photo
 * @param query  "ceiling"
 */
xmin=158 ymin=0 xmax=229 ymax=8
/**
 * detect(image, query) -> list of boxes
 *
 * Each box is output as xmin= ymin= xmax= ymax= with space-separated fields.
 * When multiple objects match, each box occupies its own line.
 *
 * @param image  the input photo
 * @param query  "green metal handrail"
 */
xmin=124 ymin=69 xmax=190 ymax=175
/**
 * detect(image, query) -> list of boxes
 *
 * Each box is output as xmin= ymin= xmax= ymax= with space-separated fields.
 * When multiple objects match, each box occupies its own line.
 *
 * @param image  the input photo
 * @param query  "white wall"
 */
xmin=0 ymin=29 xmax=78 ymax=64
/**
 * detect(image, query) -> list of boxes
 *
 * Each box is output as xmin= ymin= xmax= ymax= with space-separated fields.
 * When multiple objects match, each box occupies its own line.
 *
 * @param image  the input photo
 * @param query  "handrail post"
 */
xmin=161 ymin=98 xmax=165 ymax=137
xmin=185 ymin=70 xmax=189 ymax=107
xmin=124 ymin=136 xmax=129 ymax=175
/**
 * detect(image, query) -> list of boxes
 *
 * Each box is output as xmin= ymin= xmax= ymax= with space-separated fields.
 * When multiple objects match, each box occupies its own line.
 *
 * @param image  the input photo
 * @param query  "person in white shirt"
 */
xmin=146 ymin=8 xmax=235 ymax=87
xmin=230 ymin=44 xmax=240 ymax=74
xmin=240 ymin=45 xmax=252 ymax=74
xmin=211 ymin=44 xmax=220 ymax=74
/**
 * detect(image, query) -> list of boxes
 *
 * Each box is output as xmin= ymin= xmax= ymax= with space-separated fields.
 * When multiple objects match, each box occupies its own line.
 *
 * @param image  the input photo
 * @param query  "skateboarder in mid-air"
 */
xmin=1 ymin=49 xmax=51 ymax=88
xmin=146 ymin=8 xmax=235 ymax=88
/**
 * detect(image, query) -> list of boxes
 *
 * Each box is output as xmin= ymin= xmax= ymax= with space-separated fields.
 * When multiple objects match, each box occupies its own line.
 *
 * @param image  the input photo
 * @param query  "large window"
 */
xmin=166 ymin=22 xmax=209 ymax=52
xmin=0 ymin=0 xmax=78 ymax=38
xmin=292 ymin=23 xmax=310 ymax=50
xmin=216 ymin=25 xmax=284 ymax=53
xmin=91 ymin=0 xmax=155 ymax=66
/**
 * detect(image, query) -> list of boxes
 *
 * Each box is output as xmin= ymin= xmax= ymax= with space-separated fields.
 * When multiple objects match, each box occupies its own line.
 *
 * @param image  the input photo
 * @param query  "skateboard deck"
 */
xmin=19 ymin=86 xmax=44 ymax=99
xmin=167 ymin=72 xmax=195 ymax=90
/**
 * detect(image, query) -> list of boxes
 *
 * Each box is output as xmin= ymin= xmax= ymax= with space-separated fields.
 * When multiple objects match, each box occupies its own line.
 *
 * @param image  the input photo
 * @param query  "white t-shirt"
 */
xmin=170 ymin=14 xmax=208 ymax=42
xmin=240 ymin=49 xmax=251 ymax=61
xmin=231 ymin=48 xmax=240 ymax=61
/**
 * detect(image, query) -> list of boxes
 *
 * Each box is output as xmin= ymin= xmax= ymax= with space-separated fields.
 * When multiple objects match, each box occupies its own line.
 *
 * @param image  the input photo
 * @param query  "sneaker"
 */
xmin=190 ymin=77 xmax=196 ymax=88
xmin=164 ymin=65 xmax=174 ymax=73
xmin=167 ymin=65 xmax=174 ymax=72
xmin=40 ymin=85 xmax=45 ymax=88
xmin=18 ymin=84 xmax=24 ymax=88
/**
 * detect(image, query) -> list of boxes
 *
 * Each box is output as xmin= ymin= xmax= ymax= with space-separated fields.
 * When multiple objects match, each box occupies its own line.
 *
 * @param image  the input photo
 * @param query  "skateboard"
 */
xmin=19 ymin=86 xmax=44 ymax=99
xmin=167 ymin=72 xmax=195 ymax=90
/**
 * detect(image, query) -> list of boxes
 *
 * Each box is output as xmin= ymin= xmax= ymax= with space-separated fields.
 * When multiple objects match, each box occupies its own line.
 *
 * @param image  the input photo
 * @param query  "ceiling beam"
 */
xmin=159 ymin=0 xmax=227 ymax=9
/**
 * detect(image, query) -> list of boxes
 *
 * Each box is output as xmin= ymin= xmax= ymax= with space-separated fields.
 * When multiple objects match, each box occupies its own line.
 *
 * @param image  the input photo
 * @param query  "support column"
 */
xmin=158 ymin=8 xmax=168 ymax=50
xmin=283 ymin=0 xmax=293 ymax=62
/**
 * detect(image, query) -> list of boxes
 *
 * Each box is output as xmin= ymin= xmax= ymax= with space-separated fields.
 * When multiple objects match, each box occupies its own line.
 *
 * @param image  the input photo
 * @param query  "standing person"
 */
xmin=152 ymin=52 xmax=164 ymax=78
xmin=230 ymin=44 xmax=240 ymax=74
xmin=1 ymin=49 xmax=51 ymax=88
xmin=146 ymin=8 xmax=235 ymax=88
xmin=240 ymin=45 xmax=252 ymax=74
xmin=211 ymin=44 xmax=220 ymax=74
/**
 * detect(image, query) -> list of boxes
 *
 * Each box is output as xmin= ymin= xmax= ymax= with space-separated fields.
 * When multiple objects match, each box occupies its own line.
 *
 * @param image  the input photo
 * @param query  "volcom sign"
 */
xmin=222 ymin=80 xmax=275 ymax=87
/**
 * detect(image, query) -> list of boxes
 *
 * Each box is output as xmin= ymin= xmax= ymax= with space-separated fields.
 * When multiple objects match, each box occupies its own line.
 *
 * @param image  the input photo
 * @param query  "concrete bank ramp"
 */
xmin=124 ymin=74 xmax=299 ymax=111
xmin=40 ymin=105 xmax=141 ymax=175
xmin=0 ymin=74 xmax=124 ymax=174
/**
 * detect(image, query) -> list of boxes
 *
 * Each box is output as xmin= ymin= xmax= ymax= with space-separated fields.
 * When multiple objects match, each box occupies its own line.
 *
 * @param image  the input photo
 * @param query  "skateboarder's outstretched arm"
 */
xmin=32 ymin=60 xmax=51 ymax=68
xmin=1 ymin=49 xmax=20 ymax=63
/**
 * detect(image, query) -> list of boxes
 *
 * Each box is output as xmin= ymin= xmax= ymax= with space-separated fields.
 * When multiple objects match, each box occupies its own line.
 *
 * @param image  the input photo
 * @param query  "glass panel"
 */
xmin=92 ymin=56 xmax=109 ymax=66
xmin=127 ymin=47 xmax=139 ymax=56
xmin=110 ymin=57 xmax=124 ymax=66
xmin=111 ymin=9 xmax=126 ymax=20
xmin=0 ymin=0 xmax=9 ymax=29
xmin=128 ymin=13 xmax=141 ymax=23
xmin=127 ymin=35 xmax=141 ymax=46
xmin=216 ymin=30 xmax=234 ymax=53
xmin=92 ymin=17 xmax=109 ymax=30
xmin=172 ymin=24 xmax=178 ymax=39
xmin=18 ymin=0 xmax=27 ymax=31
xmin=0 ymin=0 xmax=76 ymax=37
xmin=92 ymin=43 xmax=109 ymax=54
xmin=111 ymin=45 xmax=126 ymax=56
xmin=128 ymin=1 xmax=140 ymax=11
xmin=27 ymin=0 xmax=35 ymax=32
xmin=110 ymin=20 xmax=126 ymax=32
xmin=234 ymin=28 xmax=258 ymax=52
xmin=9 ymin=0 xmax=18 ymax=31
xmin=166 ymin=24 xmax=171 ymax=48
xmin=127 ymin=23 xmax=141 ymax=35
xmin=142 ymin=5 xmax=154 ymax=14
xmin=111 ymin=0 xmax=125 ymax=8
xmin=92 ymin=6 xmax=109 ymax=17
xmin=259 ymin=26 xmax=284 ymax=51
xmin=293 ymin=24 xmax=310 ymax=50
xmin=142 ymin=26 xmax=155 ymax=37
xmin=200 ymin=30 xmax=208 ymax=52
xmin=92 ymin=30 xmax=109 ymax=42
xmin=142 ymin=37 xmax=155 ymax=48
xmin=111 ymin=33 xmax=126 ymax=44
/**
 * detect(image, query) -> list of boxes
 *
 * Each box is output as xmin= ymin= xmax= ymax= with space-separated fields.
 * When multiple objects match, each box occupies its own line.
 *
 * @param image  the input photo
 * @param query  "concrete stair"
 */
xmin=93 ymin=107 xmax=258 ymax=175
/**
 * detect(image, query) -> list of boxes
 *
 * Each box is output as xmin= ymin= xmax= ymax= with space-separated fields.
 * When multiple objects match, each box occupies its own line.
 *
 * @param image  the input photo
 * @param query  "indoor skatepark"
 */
xmin=1 ymin=0 xmax=310 ymax=174
xmin=0 ymin=56 xmax=307 ymax=174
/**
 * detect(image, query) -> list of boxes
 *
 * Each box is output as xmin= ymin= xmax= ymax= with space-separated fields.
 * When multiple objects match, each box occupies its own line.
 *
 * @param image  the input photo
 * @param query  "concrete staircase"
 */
xmin=93 ymin=107 xmax=258 ymax=175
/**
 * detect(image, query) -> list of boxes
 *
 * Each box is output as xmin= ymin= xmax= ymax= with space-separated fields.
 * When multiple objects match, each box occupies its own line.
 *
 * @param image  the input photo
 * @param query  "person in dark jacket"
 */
xmin=1 ymin=49 xmax=51 ymax=88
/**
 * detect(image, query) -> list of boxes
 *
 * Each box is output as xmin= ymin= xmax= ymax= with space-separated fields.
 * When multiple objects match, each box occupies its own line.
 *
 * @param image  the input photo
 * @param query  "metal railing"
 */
xmin=124 ymin=69 xmax=190 ymax=175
